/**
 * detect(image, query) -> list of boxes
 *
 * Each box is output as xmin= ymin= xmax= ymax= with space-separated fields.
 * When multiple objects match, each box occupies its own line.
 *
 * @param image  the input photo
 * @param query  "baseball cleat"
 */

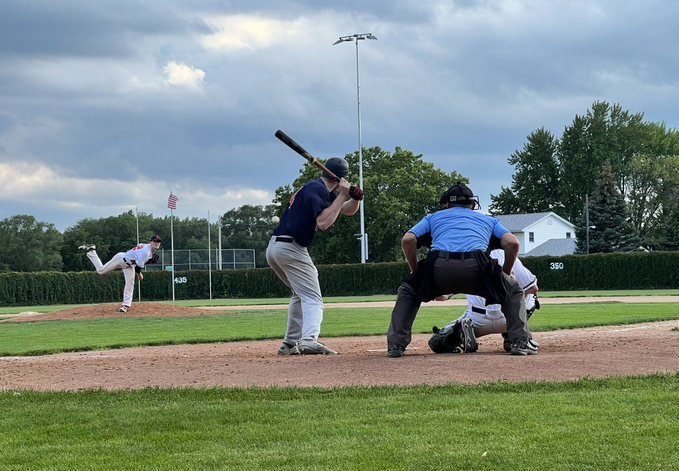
xmin=297 ymin=339 xmax=337 ymax=355
xmin=510 ymin=337 xmax=539 ymax=355
xmin=119 ymin=305 xmax=129 ymax=313
xmin=387 ymin=342 xmax=405 ymax=358
xmin=78 ymin=244 xmax=96 ymax=252
xmin=277 ymin=342 xmax=300 ymax=356
xmin=460 ymin=318 xmax=479 ymax=353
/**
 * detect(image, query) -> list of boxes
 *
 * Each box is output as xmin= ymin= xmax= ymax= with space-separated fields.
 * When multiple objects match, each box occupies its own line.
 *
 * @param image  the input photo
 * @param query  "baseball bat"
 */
xmin=274 ymin=130 xmax=340 ymax=181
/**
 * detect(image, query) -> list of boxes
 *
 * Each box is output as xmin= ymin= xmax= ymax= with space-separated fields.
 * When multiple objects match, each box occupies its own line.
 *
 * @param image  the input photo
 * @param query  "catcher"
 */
xmin=429 ymin=249 xmax=540 ymax=354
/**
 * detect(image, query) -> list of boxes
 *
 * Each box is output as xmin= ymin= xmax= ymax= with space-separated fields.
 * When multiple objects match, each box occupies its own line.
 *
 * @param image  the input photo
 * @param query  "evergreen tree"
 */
xmin=575 ymin=162 xmax=641 ymax=253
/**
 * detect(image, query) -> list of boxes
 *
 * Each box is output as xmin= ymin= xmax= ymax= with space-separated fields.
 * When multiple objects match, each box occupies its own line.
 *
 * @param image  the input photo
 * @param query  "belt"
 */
xmin=122 ymin=258 xmax=135 ymax=266
xmin=435 ymin=250 xmax=476 ymax=260
xmin=275 ymin=236 xmax=294 ymax=243
xmin=471 ymin=306 xmax=486 ymax=314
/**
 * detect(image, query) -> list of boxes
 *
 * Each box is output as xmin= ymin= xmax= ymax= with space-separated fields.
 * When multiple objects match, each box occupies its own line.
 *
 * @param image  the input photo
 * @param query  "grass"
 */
xmin=1 ymin=289 xmax=678 ymax=315
xmin=1 ymin=303 xmax=679 ymax=356
xmin=1 ymin=375 xmax=678 ymax=470
xmin=1 ymin=297 xmax=678 ymax=470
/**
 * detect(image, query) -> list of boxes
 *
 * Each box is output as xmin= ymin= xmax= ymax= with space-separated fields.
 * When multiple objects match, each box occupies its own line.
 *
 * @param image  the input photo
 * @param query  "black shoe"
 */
xmin=502 ymin=333 xmax=511 ymax=352
xmin=510 ymin=337 xmax=539 ymax=355
xmin=387 ymin=342 xmax=405 ymax=358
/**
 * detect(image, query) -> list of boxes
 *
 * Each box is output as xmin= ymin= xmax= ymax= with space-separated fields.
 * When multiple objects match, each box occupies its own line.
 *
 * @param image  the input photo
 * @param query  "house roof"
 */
xmin=524 ymin=238 xmax=577 ymax=257
xmin=495 ymin=212 xmax=575 ymax=231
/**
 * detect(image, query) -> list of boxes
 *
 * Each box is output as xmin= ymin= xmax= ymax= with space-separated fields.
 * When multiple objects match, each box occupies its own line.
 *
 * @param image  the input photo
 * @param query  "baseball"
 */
xmin=271 ymin=216 xmax=280 ymax=224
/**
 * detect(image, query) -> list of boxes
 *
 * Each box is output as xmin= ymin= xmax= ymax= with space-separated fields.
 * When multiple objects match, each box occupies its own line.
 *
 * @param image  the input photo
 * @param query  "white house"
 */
xmin=494 ymin=212 xmax=577 ymax=256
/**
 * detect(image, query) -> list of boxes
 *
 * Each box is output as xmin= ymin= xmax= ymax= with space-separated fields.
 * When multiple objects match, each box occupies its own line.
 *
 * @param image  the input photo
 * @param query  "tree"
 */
xmin=62 ymin=211 xmax=155 ymax=271
xmin=273 ymin=146 xmax=467 ymax=264
xmin=559 ymin=101 xmax=650 ymax=222
xmin=575 ymin=162 xmax=641 ymax=253
xmin=218 ymin=204 xmax=277 ymax=267
xmin=489 ymin=128 xmax=561 ymax=215
xmin=0 ymin=215 xmax=63 ymax=271
xmin=624 ymin=124 xmax=679 ymax=247
xmin=661 ymin=200 xmax=679 ymax=250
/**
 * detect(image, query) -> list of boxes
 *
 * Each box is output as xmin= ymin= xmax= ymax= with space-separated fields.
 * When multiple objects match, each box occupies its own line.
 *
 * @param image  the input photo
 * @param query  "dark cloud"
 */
xmin=1 ymin=0 xmax=679 ymax=230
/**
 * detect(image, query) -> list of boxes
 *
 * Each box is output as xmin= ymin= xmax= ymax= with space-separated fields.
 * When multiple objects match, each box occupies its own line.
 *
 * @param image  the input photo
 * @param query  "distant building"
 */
xmin=495 ymin=212 xmax=577 ymax=257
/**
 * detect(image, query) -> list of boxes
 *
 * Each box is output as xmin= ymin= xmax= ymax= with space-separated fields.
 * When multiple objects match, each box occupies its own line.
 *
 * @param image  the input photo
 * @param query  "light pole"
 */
xmin=333 ymin=32 xmax=377 ymax=264
xmin=585 ymin=194 xmax=595 ymax=254
xmin=218 ymin=222 xmax=224 ymax=270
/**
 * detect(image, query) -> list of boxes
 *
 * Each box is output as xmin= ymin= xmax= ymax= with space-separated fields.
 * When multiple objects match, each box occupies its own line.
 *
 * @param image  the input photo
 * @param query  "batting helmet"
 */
xmin=440 ymin=183 xmax=480 ymax=209
xmin=323 ymin=157 xmax=349 ymax=180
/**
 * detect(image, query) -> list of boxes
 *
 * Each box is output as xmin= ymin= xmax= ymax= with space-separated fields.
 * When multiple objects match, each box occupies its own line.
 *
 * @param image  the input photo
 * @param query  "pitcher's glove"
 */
xmin=148 ymin=254 xmax=160 ymax=264
xmin=428 ymin=318 xmax=478 ymax=354
xmin=349 ymin=184 xmax=364 ymax=201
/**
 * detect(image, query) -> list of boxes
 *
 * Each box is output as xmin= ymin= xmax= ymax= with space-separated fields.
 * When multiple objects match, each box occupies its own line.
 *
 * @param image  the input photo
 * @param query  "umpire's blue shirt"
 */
xmin=409 ymin=207 xmax=510 ymax=252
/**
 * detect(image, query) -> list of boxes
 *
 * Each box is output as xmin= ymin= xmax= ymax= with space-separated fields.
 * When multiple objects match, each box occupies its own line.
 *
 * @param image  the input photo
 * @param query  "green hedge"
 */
xmin=522 ymin=252 xmax=679 ymax=290
xmin=1 ymin=252 xmax=677 ymax=306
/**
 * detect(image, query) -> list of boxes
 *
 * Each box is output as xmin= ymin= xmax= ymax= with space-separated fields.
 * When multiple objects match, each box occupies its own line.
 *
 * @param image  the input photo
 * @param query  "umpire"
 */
xmin=386 ymin=183 xmax=537 ymax=357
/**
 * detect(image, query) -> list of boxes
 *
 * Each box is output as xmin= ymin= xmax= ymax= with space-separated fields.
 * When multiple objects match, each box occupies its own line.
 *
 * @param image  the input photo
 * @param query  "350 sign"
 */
xmin=549 ymin=262 xmax=564 ymax=270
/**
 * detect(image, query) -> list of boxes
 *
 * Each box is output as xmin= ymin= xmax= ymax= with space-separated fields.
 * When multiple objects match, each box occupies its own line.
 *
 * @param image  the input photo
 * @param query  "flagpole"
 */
xmin=136 ymin=207 xmax=141 ymax=303
xmin=167 ymin=192 xmax=179 ymax=302
xmin=207 ymin=210 xmax=213 ymax=300
xmin=171 ymin=206 xmax=175 ymax=302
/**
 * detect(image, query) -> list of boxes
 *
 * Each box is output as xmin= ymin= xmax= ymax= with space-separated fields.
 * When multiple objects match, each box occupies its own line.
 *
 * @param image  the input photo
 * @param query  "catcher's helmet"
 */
xmin=440 ymin=183 xmax=480 ymax=209
xmin=323 ymin=157 xmax=349 ymax=180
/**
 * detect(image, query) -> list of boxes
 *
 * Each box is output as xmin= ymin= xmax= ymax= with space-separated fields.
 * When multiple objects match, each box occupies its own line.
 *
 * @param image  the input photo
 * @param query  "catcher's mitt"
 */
xmin=428 ymin=318 xmax=478 ymax=354
xmin=148 ymin=253 xmax=160 ymax=264
xmin=526 ymin=295 xmax=540 ymax=319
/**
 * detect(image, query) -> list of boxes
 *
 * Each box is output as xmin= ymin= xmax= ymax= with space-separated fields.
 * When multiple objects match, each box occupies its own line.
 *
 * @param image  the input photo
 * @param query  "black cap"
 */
xmin=150 ymin=235 xmax=162 ymax=243
xmin=439 ymin=183 xmax=479 ymax=207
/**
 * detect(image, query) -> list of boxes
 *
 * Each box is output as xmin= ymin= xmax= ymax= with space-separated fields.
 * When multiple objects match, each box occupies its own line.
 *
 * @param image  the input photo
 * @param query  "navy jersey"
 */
xmin=273 ymin=179 xmax=337 ymax=247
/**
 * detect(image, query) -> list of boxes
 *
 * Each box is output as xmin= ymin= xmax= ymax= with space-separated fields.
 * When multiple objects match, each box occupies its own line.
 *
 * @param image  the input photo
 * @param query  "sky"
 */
xmin=1 ymin=0 xmax=679 ymax=231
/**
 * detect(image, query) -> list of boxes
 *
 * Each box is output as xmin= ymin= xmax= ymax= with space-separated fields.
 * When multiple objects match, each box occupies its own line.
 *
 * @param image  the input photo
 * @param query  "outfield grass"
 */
xmin=1 ymin=375 xmax=677 ymax=470
xmin=1 ymin=289 xmax=678 ymax=315
xmin=1 ymin=303 xmax=679 ymax=356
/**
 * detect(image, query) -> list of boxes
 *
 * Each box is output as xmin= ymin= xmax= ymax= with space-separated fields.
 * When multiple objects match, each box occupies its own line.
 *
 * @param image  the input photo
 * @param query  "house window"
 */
xmin=529 ymin=232 xmax=534 ymax=242
xmin=566 ymin=232 xmax=571 ymax=239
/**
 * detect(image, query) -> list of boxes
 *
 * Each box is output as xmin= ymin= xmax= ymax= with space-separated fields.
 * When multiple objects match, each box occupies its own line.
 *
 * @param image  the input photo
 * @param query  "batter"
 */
xmin=266 ymin=157 xmax=362 ymax=355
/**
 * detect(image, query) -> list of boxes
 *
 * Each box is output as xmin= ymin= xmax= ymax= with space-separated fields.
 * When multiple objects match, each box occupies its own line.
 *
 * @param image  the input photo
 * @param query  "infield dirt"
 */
xmin=1 ymin=300 xmax=678 ymax=391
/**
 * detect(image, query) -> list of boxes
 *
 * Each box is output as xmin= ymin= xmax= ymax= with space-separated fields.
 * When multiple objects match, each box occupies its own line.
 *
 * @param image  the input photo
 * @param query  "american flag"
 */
xmin=167 ymin=193 xmax=178 ymax=210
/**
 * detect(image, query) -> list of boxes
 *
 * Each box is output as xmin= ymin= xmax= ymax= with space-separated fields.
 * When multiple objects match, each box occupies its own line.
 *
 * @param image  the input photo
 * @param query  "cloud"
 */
xmin=0 ymin=162 xmax=274 ymax=230
xmin=163 ymin=61 xmax=206 ymax=91
xmin=200 ymin=15 xmax=304 ymax=52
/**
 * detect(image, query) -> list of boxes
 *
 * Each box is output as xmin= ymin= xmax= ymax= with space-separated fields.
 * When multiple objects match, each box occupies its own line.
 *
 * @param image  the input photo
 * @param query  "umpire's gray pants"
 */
xmin=266 ymin=236 xmax=324 ymax=343
xmin=387 ymin=256 xmax=529 ymax=347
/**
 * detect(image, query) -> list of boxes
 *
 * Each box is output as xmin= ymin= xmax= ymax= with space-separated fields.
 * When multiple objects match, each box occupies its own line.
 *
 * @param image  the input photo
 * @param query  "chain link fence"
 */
xmin=143 ymin=249 xmax=255 ymax=271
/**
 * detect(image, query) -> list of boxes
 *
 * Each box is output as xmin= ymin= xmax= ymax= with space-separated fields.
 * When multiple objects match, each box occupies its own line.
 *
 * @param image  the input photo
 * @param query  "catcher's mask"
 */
xmin=440 ymin=183 xmax=480 ymax=210
xmin=323 ymin=157 xmax=349 ymax=180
